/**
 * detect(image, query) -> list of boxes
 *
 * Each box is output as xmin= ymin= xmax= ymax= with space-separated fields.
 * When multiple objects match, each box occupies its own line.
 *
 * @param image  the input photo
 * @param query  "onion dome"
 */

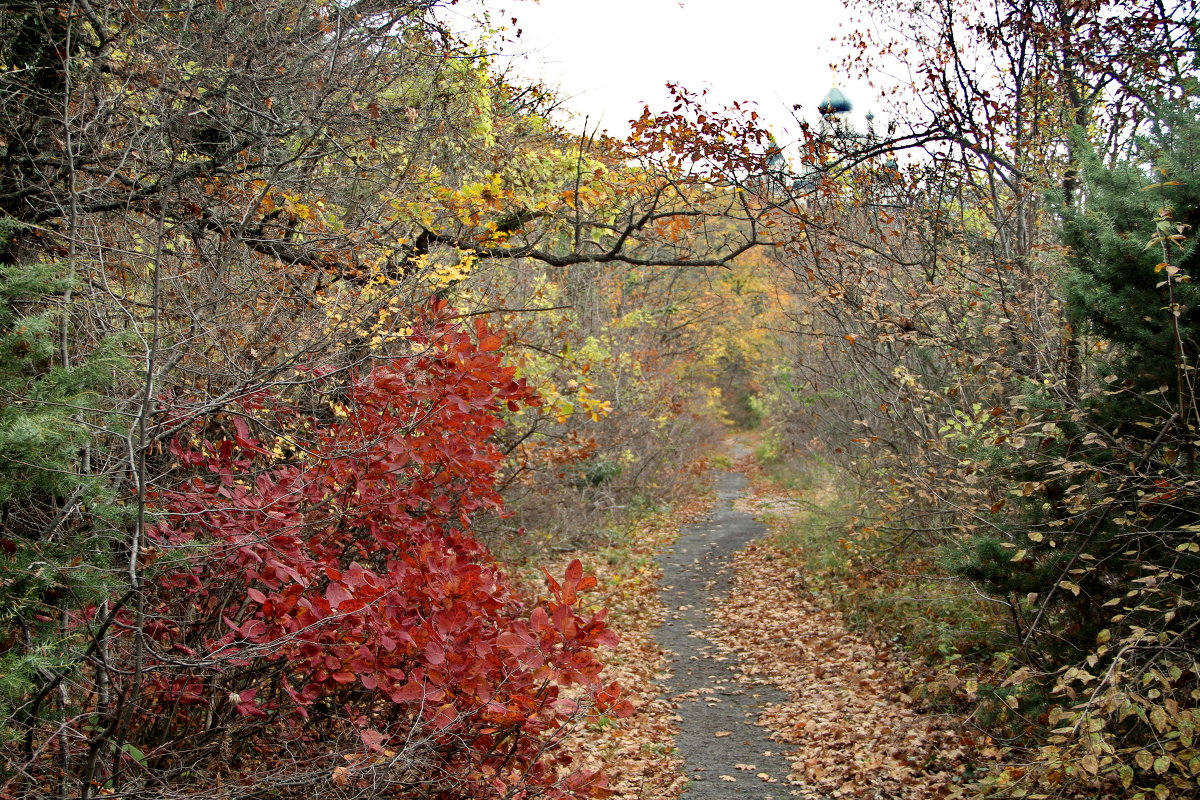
xmin=817 ymin=86 xmax=852 ymax=116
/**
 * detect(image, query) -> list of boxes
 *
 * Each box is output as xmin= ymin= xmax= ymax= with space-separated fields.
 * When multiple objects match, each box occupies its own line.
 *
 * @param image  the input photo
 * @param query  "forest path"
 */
xmin=652 ymin=466 xmax=801 ymax=798
xmin=650 ymin=444 xmax=977 ymax=799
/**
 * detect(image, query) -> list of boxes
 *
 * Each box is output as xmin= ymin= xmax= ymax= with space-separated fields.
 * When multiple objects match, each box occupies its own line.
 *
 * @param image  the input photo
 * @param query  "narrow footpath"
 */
xmin=653 ymin=470 xmax=797 ymax=797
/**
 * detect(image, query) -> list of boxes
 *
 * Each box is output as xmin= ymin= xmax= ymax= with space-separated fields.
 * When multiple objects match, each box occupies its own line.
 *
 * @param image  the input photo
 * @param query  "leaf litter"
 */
xmin=554 ymin=493 xmax=711 ymax=799
xmin=557 ymin=451 xmax=989 ymax=799
xmin=702 ymin=484 xmax=989 ymax=799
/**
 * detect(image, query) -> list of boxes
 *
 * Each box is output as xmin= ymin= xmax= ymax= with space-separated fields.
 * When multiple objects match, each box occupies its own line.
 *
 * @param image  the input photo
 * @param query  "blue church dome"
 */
xmin=817 ymin=86 xmax=852 ymax=116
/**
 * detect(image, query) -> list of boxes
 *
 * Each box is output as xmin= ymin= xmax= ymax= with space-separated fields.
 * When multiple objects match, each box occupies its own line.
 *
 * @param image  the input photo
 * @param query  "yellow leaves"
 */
xmin=891 ymin=364 xmax=918 ymax=388
xmin=272 ymin=189 xmax=328 ymax=223
xmin=1149 ymin=705 xmax=1172 ymax=733
xmin=425 ymin=251 xmax=477 ymax=291
xmin=1140 ymin=180 xmax=1184 ymax=191
xmin=315 ymin=274 xmax=414 ymax=352
xmin=587 ymin=400 xmax=613 ymax=423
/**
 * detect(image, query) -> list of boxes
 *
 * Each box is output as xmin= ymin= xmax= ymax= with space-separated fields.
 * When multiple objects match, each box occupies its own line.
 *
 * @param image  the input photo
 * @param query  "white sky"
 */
xmin=452 ymin=0 xmax=890 ymax=140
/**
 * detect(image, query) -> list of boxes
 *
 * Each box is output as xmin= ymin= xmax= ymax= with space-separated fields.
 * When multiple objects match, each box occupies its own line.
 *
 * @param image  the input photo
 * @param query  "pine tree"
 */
xmin=0 ymin=219 xmax=130 ymax=740
xmin=948 ymin=106 xmax=1200 ymax=665
xmin=1062 ymin=109 xmax=1200 ymax=406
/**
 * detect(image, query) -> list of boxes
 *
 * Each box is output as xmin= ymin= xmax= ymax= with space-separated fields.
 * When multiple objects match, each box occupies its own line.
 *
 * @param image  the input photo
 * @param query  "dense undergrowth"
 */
xmin=746 ymin=2 xmax=1200 ymax=796
xmin=0 ymin=1 xmax=764 ymax=797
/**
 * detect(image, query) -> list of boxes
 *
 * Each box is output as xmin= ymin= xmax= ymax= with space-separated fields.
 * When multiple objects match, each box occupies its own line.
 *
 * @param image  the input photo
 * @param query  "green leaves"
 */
xmin=0 ymin=257 xmax=132 ymax=742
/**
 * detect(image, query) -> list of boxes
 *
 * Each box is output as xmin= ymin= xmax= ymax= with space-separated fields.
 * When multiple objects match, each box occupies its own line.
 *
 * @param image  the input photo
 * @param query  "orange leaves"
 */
xmin=627 ymin=83 xmax=770 ymax=177
xmin=471 ymin=315 xmax=505 ymax=357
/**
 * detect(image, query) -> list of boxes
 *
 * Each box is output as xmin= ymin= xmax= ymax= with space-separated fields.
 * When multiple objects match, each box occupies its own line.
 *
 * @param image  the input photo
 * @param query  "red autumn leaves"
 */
xmin=133 ymin=303 xmax=627 ymax=798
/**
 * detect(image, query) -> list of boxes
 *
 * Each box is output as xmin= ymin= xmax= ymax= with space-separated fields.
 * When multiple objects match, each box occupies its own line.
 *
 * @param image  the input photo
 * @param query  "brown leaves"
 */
xmin=711 ymin=496 xmax=987 ymax=799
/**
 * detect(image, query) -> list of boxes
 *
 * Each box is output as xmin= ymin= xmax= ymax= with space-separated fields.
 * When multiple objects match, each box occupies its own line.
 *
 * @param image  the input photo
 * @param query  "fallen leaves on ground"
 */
xmin=547 ymin=439 xmax=990 ymax=798
xmin=553 ymin=491 xmax=712 ymax=799
xmin=706 ymin=487 xmax=987 ymax=799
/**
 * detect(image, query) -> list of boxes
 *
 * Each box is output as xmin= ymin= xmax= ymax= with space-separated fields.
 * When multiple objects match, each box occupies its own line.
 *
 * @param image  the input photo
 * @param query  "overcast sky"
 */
xmin=452 ymin=0 xmax=890 ymax=140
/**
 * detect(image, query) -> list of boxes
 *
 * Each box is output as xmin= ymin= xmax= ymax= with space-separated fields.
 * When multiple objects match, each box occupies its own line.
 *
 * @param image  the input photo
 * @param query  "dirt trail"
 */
xmin=653 ymin=471 xmax=799 ymax=798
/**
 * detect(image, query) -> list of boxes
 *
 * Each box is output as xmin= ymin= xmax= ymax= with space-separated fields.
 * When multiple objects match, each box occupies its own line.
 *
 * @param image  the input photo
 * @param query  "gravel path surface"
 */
xmin=653 ymin=471 xmax=800 ymax=798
